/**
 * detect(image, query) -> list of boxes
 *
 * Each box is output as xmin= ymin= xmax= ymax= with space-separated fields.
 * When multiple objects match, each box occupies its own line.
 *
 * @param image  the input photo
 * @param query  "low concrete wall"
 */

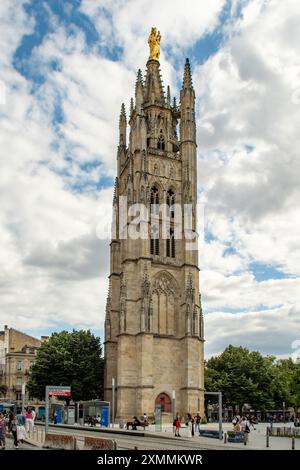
xmin=83 ymin=436 xmax=117 ymax=450
xmin=43 ymin=433 xmax=76 ymax=450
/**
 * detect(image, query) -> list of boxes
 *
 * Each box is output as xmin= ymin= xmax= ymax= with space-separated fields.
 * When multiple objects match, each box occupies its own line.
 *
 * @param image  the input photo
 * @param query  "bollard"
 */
xmin=266 ymin=428 xmax=269 ymax=448
xmin=292 ymin=436 xmax=295 ymax=450
xmin=224 ymin=432 xmax=227 ymax=444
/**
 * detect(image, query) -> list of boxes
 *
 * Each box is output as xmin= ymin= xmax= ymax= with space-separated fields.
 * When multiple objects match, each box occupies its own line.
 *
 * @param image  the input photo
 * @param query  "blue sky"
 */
xmin=1 ymin=0 xmax=300 ymax=358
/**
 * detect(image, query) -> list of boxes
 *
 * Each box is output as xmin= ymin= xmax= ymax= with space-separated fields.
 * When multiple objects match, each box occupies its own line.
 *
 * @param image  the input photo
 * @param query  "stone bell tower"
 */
xmin=104 ymin=28 xmax=204 ymax=420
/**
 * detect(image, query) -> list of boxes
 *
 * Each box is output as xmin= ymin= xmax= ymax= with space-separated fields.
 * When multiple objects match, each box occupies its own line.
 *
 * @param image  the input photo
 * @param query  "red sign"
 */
xmin=49 ymin=391 xmax=71 ymax=396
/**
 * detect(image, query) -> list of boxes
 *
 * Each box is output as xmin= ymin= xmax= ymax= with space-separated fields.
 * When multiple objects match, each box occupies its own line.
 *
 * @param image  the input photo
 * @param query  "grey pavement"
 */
xmin=2 ymin=437 xmax=44 ymax=450
xmin=26 ymin=421 xmax=299 ymax=450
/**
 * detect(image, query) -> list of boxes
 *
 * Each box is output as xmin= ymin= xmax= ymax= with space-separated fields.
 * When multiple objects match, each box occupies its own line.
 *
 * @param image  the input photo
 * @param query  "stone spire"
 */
xmin=166 ymin=85 xmax=170 ymax=108
xmin=119 ymin=103 xmax=127 ymax=146
xmin=144 ymin=59 xmax=165 ymax=106
xmin=135 ymin=69 xmax=144 ymax=113
xmin=182 ymin=58 xmax=193 ymax=90
xmin=136 ymin=68 xmax=143 ymax=85
xmin=130 ymin=97 xmax=134 ymax=117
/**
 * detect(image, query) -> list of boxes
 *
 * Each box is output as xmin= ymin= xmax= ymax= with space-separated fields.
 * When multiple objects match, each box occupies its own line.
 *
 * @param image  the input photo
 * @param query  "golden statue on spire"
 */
xmin=148 ymin=27 xmax=161 ymax=61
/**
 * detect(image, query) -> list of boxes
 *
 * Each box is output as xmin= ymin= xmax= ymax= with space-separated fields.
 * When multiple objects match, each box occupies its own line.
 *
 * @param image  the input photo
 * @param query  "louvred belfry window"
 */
xmin=150 ymin=186 xmax=159 ymax=255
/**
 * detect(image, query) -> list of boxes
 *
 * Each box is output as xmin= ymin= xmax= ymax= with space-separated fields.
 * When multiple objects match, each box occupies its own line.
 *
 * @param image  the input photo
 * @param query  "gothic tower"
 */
xmin=104 ymin=29 xmax=204 ymax=419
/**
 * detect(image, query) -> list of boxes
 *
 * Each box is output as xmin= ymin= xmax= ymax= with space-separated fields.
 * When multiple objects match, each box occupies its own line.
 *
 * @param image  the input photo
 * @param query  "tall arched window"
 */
xmin=150 ymin=186 xmax=159 ymax=256
xmin=166 ymin=227 xmax=175 ymax=258
xmin=166 ymin=189 xmax=175 ymax=219
xmin=166 ymin=189 xmax=175 ymax=258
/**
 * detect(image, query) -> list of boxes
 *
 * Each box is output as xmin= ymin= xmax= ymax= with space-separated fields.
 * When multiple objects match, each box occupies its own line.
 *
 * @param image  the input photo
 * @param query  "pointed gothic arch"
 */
xmin=152 ymin=271 xmax=179 ymax=336
xmin=155 ymin=392 xmax=172 ymax=413
xmin=157 ymin=130 xmax=165 ymax=151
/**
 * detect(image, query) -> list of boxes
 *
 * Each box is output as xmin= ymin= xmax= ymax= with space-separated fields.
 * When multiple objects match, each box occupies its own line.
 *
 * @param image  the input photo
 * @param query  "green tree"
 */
xmin=290 ymin=362 xmax=300 ymax=406
xmin=27 ymin=330 xmax=104 ymax=401
xmin=269 ymin=359 xmax=296 ymax=408
xmin=205 ymin=345 xmax=278 ymax=411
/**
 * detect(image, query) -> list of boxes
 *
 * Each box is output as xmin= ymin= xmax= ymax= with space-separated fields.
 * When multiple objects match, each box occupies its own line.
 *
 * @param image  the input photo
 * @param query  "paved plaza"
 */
xmin=20 ymin=421 xmax=300 ymax=450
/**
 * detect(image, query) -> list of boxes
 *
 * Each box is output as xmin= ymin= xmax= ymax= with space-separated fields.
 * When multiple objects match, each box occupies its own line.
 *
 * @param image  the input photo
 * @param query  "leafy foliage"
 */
xmin=27 ymin=330 xmax=104 ymax=401
xmin=205 ymin=345 xmax=298 ymax=410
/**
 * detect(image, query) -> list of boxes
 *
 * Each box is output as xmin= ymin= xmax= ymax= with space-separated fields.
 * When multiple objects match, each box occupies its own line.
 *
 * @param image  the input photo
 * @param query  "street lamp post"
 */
xmin=21 ymin=383 xmax=26 ymax=414
xmin=172 ymin=390 xmax=176 ymax=422
xmin=112 ymin=377 xmax=115 ymax=428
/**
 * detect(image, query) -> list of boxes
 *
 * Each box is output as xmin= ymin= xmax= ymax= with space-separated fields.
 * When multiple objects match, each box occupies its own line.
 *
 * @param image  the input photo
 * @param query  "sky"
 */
xmin=0 ymin=0 xmax=300 ymax=359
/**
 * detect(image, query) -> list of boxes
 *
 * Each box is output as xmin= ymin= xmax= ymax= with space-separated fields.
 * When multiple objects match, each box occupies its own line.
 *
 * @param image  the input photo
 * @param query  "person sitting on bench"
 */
xmin=126 ymin=416 xmax=141 ymax=430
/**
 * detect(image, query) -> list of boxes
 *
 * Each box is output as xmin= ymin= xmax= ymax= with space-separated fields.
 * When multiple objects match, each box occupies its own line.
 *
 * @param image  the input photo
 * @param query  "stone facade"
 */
xmin=0 ymin=325 xmax=48 ymax=403
xmin=104 ymin=52 xmax=204 ymax=419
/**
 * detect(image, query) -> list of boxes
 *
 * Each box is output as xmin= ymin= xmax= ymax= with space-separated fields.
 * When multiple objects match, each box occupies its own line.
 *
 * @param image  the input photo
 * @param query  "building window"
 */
xmin=166 ymin=189 xmax=175 ymax=218
xmin=150 ymin=186 xmax=159 ymax=256
xmin=16 ymin=377 xmax=22 ymax=386
xmin=16 ymin=361 xmax=22 ymax=371
xmin=166 ymin=228 xmax=175 ymax=258
xmin=157 ymin=131 xmax=165 ymax=151
xmin=29 ymin=361 xmax=35 ymax=369
xmin=16 ymin=392 xmax=22 ymax=401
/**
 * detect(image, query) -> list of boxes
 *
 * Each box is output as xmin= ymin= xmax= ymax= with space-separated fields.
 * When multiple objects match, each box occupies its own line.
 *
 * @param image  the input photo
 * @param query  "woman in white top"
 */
xmin=240 ymin=416 xmax=250 ymax=445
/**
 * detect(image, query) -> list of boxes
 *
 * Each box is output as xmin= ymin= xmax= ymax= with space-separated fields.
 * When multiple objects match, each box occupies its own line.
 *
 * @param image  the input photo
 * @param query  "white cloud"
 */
xmin=205 ymin=304 xmax=300 ymax=357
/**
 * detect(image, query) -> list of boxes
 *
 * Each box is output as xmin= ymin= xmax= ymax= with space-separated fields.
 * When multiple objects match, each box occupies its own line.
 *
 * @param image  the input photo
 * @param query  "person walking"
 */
xmin=9 ymin=413 xmax=19 ymax=449
xmin=0 ymin=412 xmax=6 ymax=449
xmin=195 ymin=413 xmax=201 ymax=434
xmin=174 ymin=415 xmax=181 ymax=437
xmin=240 ymin=416 xmax=250 ymax=446
xmin=142 ymin=413 xmax=149 ymax=430
xmin=25 ymin=408 xmax=34 ymax=434
xmin=186 ymin=413 xmax=193 ymax=437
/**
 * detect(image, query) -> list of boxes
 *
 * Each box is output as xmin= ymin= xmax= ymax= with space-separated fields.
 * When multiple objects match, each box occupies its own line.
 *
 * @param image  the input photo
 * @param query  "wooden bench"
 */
xmin=126 ymin=419 xmax=149 ymax=430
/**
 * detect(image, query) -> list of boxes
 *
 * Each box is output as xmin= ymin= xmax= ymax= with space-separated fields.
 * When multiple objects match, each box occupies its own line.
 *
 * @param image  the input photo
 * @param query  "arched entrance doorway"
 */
xmin=155 ymin=392 xmax=172 ymax=413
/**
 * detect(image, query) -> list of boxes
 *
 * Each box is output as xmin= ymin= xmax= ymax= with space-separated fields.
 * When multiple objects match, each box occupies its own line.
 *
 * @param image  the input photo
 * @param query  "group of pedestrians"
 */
xmin=232 ymin=414 xmax=255 ymax=445
xmin=0 ymin=408 xmax=36 ymax=450
xmin=173 ymin=413 xmax=202 ymax=438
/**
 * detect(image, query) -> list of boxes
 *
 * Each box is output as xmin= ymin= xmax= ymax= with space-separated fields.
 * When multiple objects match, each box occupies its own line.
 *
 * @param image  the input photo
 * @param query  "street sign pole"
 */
xmin=172 ymin=390 xmax=176 ymax=422
xmin=218 ymin=392 xmax=222 ymax=441
xmin=112 ymin=377 xmax=115 ymax=428
xmin=45 ymin=386 xmax=49 ymax=435
xmin=21 ymin=383 xmax=26 ymax=414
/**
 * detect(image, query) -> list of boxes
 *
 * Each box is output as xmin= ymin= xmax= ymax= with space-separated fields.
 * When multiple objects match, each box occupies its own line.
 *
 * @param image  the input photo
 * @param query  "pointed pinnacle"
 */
xmin=137 ymin=68 xmax=143 ymax=84
xmin=173 ymin=96 xmax=177 ymax=109
xmin=120 ymin=102 xmax=126 ymax=117
xmin=167 ymin=86 xmax=170 ymax=107
xmin=113 ymin=177 xmax=118 ymax=204
xmin=119 ymin=103 xmax=126 ymax=128
xmin=130 ymin=97 xmax=134 ymax=115
xmin=183 ymin=57 xmax=193 ymax=89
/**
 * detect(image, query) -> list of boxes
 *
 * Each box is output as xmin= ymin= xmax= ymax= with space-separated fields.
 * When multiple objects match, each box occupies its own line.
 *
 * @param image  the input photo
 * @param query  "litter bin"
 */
xmin=119 ymin=419 xmax=124 ymax=429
